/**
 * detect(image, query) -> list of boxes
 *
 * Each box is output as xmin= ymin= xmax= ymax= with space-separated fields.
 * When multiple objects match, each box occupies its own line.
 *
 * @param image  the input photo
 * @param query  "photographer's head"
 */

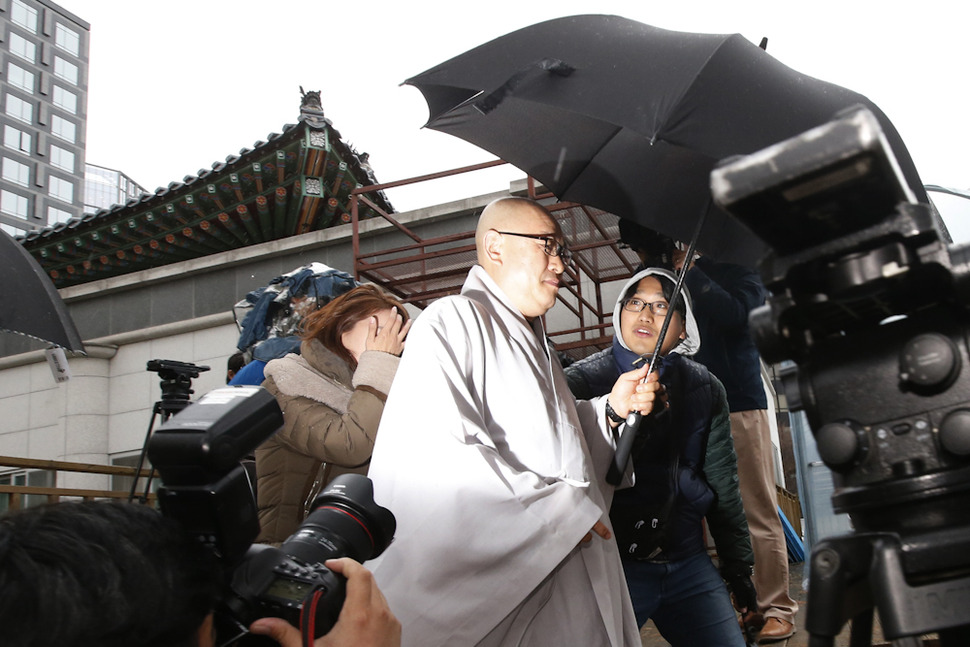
xmin=0 ymin=500 xmax=220 ymax=647
xmin=476 ymin=197 xmax=568 ymax=320
xmin=0 ymin=499 xmax=401 ymax=647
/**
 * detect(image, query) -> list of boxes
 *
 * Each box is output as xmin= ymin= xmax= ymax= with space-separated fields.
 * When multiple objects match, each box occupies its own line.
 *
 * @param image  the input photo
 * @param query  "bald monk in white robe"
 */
xmin=367 ymin=197 xmax=661 ymax=646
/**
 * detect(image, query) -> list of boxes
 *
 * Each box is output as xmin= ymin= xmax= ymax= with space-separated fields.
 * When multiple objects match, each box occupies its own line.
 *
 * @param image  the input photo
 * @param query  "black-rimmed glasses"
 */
xmin=622 ymin=298 xmax=669 ymax=316
xmin=494 ymin=230 xmax=573 ymax=263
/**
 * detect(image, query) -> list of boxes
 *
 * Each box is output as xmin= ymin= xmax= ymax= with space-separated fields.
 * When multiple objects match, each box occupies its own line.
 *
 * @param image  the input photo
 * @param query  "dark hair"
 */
xmin=0 ymin=500 xmax=220 ymax=647
xmin=624 ymin=272 xmax=687 ymax=321
xmin=227 ymin=351 xmax=246 ymax=373
xmin=618 ymin=219 xmax=676 ymax=270
xmin=299 ymin=284 xmax=409 ymax=369
xmin=226 ymin=351 xmax=246 ymax=383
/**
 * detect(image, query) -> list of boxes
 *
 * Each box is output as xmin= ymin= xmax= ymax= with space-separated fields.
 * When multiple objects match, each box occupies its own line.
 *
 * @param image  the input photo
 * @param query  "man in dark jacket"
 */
xmin=566 ymin=268 xmax=758 ymax=646
xmin=677 ymin=251 xmax=799 ymax=643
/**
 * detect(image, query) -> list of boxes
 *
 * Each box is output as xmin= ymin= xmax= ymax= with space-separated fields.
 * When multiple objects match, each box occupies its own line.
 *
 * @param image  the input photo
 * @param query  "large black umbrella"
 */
xmin=0 ymin=230 xmax=84 ymax=352
xmin=405 ymin=14 xmax=928 ymax=267
xmin=406 ymin=14 xmax=931 ymax=491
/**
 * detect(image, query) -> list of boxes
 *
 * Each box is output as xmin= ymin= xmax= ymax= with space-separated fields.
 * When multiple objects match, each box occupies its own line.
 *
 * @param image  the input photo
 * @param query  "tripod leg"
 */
xmin=128 ymin=404 xmax=161 ymax=503
xmin=808 ymin=636 xmax=835 ymax=647
xmin=847 ymin=608 xmax=873 ymax=647
xmin=806 ymin=536 xmax=875 ymax=645
xmin=889 ymin=638 xmax=920 ymax=647
xmin=940 ymin=624 xmax=970 ymax=646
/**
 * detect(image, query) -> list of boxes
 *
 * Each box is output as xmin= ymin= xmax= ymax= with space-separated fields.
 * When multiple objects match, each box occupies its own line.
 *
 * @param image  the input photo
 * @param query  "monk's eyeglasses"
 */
xmin=494 ymin=231 xmax=573 ymax=264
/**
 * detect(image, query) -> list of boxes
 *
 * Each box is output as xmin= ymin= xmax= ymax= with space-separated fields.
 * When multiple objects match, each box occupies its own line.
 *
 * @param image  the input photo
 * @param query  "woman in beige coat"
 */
xmin=256 ymin=284 xmax=410 ymax=544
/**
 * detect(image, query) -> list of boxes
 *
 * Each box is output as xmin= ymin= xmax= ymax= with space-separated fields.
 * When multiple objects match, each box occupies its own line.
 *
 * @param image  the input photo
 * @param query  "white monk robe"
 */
xmin=367 ymin=265 xmax=640 ymax=647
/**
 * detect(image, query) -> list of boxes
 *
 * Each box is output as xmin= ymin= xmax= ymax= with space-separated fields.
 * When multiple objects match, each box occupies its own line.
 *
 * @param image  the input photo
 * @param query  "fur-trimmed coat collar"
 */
xmin=263 ymin=339 xmax=353 ymax=413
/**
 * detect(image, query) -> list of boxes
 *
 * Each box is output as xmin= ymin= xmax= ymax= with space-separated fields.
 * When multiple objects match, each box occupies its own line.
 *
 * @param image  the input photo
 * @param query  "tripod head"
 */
xmin=712 ymin=105 xmax=970 ymax=527
xmin=126 ymin=359 xmax=212 ymax=506
xmin=712 ymin=105 xmax=970 ymax=644
xmin=147 ymin=359 xmax=210 ymax=419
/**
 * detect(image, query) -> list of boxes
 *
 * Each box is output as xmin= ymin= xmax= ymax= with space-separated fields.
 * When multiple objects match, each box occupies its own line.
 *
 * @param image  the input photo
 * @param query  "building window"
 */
xmin=52 ymin=86 xmax=78 ymax=114
xmin=9 ymin=33 xmax=37 ymax=64
xmin=49 ymin=175 xmax=74 ymax=203
xmin=2 ymin=158 xmax=30 ymax=187
xmin=6 ymin=62 xmax=35 ymax=93
xmin=50 ymin=145 xmax=75 ymax=172
xmin=3 ymin=125 xmax=32 ymax=153
xmin=5 ymin=94 xmax=33 ymax=124
xmin=48 ymin=205 xmax=73 ymax=224
xmin=84 ymin=164 xmax=147 ymax=213
xmin=11 ymin=1 xmax=38 ymax=33
xmin=55 ymin=23 xmax=81 ymax=56
xmin=1 ymin=222 xmax=26 ymax=236
xmin=0 ymin=470 xmax=54 ymax=512
xmin=53 ymin=57 xmax=79 ymax=85
xmin=51 ymin=115 xmax=76 ymax=143
xmin=0 ymin=190 xmax=30 ymax=219
xmin=110 ymin=455 xmax=157 ymax=496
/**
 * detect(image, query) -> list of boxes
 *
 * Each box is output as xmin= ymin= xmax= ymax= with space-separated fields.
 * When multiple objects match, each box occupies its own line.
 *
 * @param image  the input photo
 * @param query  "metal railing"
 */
xmin=0 ymin=456 xmax=155 ymax=511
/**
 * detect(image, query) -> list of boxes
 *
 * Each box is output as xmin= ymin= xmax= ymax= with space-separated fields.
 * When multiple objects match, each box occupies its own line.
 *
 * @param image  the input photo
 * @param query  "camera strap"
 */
xmin=300 ymin=585 xmax=329 ymax=647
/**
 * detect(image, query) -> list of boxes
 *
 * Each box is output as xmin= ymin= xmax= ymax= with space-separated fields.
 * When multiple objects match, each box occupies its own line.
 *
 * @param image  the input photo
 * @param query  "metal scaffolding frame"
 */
xmin=350 ymin=161 xmax=642 ymax=363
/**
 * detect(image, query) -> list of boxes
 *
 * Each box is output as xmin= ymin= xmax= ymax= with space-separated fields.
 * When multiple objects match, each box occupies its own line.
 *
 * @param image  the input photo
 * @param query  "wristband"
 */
xmin=605 ymin=400 xmax=626 ymax=424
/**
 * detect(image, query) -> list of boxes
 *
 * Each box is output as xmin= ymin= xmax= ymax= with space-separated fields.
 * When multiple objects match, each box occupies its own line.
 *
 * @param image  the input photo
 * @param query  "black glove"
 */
xmin=720 ymin=560 xmax=758 ymax=616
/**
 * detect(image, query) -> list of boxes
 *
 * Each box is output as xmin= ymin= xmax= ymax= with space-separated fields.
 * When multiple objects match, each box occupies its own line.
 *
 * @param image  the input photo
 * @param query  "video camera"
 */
xmin=711 ymin=106 xmax=970 ymax=644
xmin=146 ymin=384 xmax=395 ymax=645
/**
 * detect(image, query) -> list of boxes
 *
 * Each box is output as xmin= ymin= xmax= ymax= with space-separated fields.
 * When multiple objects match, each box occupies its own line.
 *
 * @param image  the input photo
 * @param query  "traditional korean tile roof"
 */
xmin=19 ymin=90 xmax=393 ymax=288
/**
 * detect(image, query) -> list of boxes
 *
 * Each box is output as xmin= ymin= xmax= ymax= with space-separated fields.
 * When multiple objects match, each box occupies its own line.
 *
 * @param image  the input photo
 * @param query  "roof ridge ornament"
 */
xmin=299 ymin=86 xmax=329 ymax=128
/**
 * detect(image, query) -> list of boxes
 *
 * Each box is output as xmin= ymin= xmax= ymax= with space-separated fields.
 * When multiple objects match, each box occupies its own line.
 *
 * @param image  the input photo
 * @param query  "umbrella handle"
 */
xmin=606 ymin=411 xmax=643 ymax=485
xmin=606 ymin=206 xmax=708 ymax=486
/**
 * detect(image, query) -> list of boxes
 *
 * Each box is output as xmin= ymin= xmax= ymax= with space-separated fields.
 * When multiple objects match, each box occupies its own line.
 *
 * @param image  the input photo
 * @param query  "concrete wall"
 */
xmin=0 ymin=318 xmax=238 ymax=490
xmin=0 ymin=190 xmax=496 ymax=485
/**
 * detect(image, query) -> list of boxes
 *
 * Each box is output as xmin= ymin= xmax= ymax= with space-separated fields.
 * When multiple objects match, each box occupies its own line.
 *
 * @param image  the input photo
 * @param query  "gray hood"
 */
xmin=613 ymin=267 xmax=700 ymax=357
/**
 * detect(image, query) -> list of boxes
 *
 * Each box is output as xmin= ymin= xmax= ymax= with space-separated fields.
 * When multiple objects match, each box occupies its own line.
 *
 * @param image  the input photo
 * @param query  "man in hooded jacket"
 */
xmin=566 ymin=268 xmax=758 ymax=646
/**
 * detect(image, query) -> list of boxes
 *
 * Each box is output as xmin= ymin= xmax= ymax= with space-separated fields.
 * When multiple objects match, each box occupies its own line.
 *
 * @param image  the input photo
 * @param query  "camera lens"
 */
xmin=279 ymin=474 xmax=395 ymax=567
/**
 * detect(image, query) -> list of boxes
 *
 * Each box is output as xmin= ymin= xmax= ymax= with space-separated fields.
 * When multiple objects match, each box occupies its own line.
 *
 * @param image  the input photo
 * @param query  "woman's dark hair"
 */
xmin=300 ymin=284 xmax=409 ymax=369
xmin=624 ymin=271 xmax=687 ymax=320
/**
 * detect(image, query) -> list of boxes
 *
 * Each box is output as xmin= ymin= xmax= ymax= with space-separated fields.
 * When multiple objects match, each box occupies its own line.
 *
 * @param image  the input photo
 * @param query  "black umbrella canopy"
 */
xmin=406 ymin=14 xmax=927 ymax=267
xmin=1 ymin=230 xmax=84 ymax=352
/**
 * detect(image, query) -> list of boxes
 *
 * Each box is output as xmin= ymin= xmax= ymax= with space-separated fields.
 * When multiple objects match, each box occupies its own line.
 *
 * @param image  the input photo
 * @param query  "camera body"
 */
xmin=147 ymin=384 xmax=395 ymax=642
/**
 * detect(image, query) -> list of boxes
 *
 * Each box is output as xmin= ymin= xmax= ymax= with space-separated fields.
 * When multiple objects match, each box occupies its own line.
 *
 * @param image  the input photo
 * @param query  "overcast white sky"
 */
xmin=63 ymin=0 xmax=970 ymax=238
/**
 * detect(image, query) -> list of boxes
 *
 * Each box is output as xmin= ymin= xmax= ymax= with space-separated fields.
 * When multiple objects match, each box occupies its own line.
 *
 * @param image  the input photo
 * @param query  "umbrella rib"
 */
xmin=555 ymin=124 xmax=627 ymax=194
xmin=651 ymin=34 xmax=742 ymax=148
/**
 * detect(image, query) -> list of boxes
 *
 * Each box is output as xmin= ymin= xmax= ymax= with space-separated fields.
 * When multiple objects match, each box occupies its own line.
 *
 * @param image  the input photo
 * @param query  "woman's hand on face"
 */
xmin=365 ymin=310 xmax=411 ymax=356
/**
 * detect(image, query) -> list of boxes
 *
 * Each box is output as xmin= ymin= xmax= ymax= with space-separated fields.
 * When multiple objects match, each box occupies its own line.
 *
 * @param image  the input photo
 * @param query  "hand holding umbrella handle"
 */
xmin=605 ymin=211 xmax=705 ymax=487
xmin=605 ymin=314 xmax=666 ymax=486
xmin=606 ymin=411 xmax=643 ymax=485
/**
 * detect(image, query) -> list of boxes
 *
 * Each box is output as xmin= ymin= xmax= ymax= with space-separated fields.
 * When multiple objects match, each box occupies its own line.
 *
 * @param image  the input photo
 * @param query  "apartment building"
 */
xmin=0 ymin=0 xmax=88 ymax=236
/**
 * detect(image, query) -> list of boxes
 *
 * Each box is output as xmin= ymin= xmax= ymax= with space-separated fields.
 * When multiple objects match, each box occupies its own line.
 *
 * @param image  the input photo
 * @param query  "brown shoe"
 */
xmin=758 ymin=617 xmax=795 ymax=643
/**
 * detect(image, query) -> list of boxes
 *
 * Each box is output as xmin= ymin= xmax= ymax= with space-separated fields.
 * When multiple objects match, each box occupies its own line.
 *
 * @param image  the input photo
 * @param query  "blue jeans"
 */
xmin=622 ymin=551 xmax=746 ymax=647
